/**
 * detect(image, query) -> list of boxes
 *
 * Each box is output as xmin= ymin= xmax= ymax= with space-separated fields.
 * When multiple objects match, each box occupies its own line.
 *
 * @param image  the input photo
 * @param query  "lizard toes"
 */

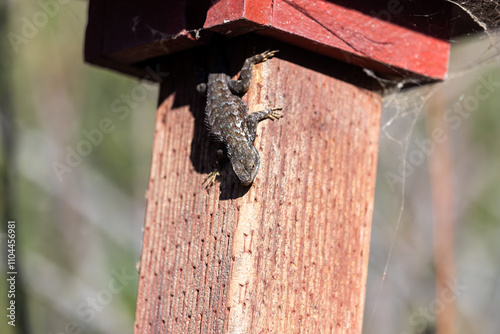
xmin=203 ymin=170 xmax=220 ymax=188
xmin=261 ymin=50 xmax=279 ymax=62
xmin=269 ymin=110 xmax=284 ymax=120
xmin=266 ymin=106 xmax=284 ymax=120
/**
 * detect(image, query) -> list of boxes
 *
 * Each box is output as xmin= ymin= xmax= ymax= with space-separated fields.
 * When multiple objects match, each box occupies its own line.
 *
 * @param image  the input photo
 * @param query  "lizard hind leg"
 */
xmin=196 ymin=53 xmax=208 ymax=96
xmin=227 ymin=50 xmax=279 ymax=95
xmin=196 ymin=82 xmax=207 ymax=96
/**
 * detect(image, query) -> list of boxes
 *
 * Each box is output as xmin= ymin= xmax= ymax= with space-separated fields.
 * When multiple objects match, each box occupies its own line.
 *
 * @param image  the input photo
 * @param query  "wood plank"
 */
xmin=85 ymin=0 xmax=450 ymax=80
xmin=134 ymin=37 xmax=381 ymax=333
xmin=266 ymin=0 xmax=449 ymax=79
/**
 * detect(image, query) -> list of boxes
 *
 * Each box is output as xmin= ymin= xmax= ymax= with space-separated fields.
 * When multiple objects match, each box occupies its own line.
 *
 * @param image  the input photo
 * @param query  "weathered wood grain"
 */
xmin=135 ymin=38 xmax=381 ymax=333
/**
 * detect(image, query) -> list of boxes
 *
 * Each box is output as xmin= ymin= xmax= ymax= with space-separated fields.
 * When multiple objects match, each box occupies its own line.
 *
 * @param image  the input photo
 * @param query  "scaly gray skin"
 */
xmin=197 ymin=49 xmax=283 ymax=186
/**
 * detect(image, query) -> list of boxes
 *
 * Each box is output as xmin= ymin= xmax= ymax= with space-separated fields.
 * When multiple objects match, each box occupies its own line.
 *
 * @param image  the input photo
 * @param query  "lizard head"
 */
xmin=229 ymin=144 xmax=260 ymax=186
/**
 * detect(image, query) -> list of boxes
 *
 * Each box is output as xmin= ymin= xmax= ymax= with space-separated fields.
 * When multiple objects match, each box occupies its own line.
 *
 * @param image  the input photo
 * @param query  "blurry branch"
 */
xmin=426 ymin=92 xmax=456 ymax=334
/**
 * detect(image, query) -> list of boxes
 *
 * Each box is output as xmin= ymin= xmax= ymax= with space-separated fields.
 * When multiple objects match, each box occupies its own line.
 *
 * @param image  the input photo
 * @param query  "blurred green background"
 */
xmin=1 ymin=1 xmax=500 ymax=334
xmin=1 ymin=1 xmax=156 ymax=333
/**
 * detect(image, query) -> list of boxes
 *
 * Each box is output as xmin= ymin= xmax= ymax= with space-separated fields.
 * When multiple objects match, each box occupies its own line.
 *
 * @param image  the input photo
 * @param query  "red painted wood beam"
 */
xmin=85 ymin=0 xmax=450 ymax=79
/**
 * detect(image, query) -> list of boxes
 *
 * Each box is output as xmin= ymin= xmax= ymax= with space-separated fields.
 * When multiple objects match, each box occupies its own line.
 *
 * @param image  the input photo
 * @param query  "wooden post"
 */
xmin=84 ymin=1 xmax=452 ymax=333
xmin=134 ymin=38 xmax=380 ymax=333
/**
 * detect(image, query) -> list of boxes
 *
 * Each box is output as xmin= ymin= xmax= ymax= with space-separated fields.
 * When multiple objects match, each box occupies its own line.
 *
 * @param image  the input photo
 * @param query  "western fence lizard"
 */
xmin=197 ymin=48 xmax=283 ymax=186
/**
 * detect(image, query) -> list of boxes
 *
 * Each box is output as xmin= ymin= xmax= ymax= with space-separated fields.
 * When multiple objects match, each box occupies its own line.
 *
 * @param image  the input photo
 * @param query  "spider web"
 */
xmin=364 ymin=1 xmax=500 ymax=333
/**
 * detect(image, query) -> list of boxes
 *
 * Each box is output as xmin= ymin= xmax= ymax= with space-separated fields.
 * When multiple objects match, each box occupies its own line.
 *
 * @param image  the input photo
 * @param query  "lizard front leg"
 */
xmin=203 ymin=144 xmax=227 ymax=187
xmin=228 ymin=50 xmax=279 ymax=95
xmin=246 ymin=106 xmax=284 ymax=143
